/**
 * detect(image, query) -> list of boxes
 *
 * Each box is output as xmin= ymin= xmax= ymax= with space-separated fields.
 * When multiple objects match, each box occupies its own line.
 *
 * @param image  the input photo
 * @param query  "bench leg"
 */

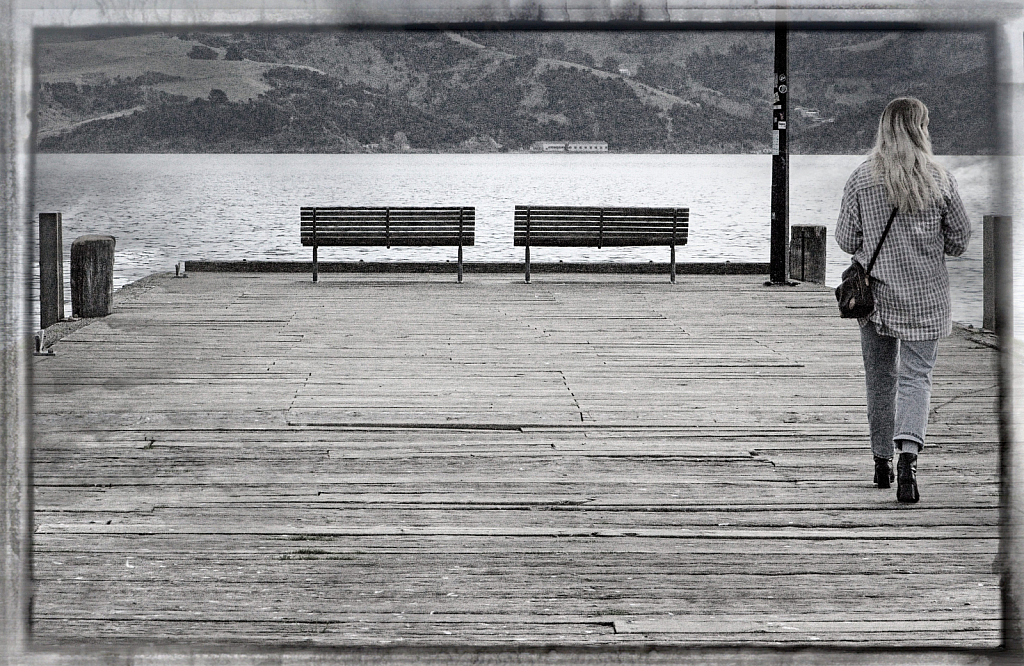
xmin=670 ymin=245 xmax=676 ymax=283
xmin=525 ymin=246 xmax=531 ymax=283
xmin=458 ymin=245 xmax=463 ymax=283
xmin=313 ymin=245 xmax=318 ymax=283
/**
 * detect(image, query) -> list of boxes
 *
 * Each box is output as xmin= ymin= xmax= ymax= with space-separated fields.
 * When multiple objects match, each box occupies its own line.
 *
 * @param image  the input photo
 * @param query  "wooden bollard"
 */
xmin=984 ymin=215 xmax=1011 ymax=332
xmin=789 ymin=225 xmax=826 ymax=284
xmin=70 ymin=234 xmax=115 ymax=318
xmin=38 ymin=212 xmax=64 ymax=328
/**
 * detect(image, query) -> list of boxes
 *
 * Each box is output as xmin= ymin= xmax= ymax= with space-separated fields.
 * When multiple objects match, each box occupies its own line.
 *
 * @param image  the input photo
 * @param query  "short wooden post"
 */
xmin=789 ymin=225 xmax=826 ymax=284
xmin=70 ymin=234 xmax=115 ymax=318
xmin=984 ymin=215 xmax=1010 ymax=331
xmin=39 ymin=212 xmax=64 ymax=329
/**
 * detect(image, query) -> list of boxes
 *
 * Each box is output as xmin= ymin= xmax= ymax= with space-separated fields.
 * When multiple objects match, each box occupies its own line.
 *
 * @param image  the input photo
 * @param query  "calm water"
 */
xmin=32 ymin=153 xmax=1005 ymax=327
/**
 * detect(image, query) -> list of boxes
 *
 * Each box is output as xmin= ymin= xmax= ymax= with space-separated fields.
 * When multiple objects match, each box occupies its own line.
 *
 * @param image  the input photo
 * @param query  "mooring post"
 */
xmin=788 ymin=225 xmax=826 ymax=284
xmin=70 ymin=234 xmax=115 ymax=318
xmin=768 ymin=20 xmax=790 ymax=286
xmin=33 ymin=329 xmax=53 ymax=356
xmin=984 ymin=215 xmax=1010 ymax=331
xmin=38 ymin=212 xmax=64 ymax=329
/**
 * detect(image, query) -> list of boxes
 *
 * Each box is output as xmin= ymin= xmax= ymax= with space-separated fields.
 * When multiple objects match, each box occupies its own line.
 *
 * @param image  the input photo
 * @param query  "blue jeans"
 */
xmin=859 ymin=323 xmax=939 ymax=459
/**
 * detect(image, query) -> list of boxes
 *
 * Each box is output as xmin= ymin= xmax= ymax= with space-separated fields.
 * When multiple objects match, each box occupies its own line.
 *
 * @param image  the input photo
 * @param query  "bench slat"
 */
xmin=514 ymin=205 xmax=686 ymax=215
xmin=301 ymin=206 xmax=472 ymax=211
xmin=515 ymin=218 xmax=685 ymax=226
xmin=513 ymin=237 xmax=680 ymax=247
xmin=301 ymin=221 xmax=475 ymax=230
xmin=301 ymin=235 xmax=475 ymax=246
xmin=301 ymin=206 xmax=473 ymax=212
xmin=514 ymin=221 xmax=687 ymax=226
xmin=301 ymin=234 xmax=476 ymax=241
xmin=512 ymin=214 xmax=688 ymax=221
xmin=513 ymin=224 xmax=687 ymax=232
xmin=302 ymin=213 xmax=476 ymax=222
xmin=302 ymin=208 xmax=473 ymax=217
xmin=302 ymin=237 xmax=474 ymax=246
xmin=514 ymin=230 xmax=687 ymax=238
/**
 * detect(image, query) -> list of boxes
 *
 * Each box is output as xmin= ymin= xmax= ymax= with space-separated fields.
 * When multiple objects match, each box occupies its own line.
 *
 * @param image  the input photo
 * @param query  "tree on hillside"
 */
xmin=188 ymin=45 xmax=218 ymax=60
xmin=566 ymin=48 xmax=595 ymax=68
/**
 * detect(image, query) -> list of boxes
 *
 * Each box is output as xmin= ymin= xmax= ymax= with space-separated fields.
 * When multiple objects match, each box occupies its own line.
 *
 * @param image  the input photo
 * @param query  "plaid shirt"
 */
xmin=835 ymin=160 xmax=971 ymax=340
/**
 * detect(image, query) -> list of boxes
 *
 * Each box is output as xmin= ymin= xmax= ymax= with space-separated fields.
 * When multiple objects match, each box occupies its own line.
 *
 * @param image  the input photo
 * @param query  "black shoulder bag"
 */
xmin=835 ymin=206 xmax=898 ymax=319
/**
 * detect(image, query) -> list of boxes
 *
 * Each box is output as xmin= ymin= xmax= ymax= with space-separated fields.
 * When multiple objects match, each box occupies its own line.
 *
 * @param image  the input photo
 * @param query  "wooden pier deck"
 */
xmin=30 ymin=271 xmax=1002 ymax=651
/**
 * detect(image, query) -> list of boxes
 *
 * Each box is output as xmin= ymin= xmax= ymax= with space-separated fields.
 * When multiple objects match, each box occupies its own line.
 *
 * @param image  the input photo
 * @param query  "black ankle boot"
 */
xmin=873 ymin=456 xmax=894 ymax=488
xmin=897 ymin=452 xmax=919 ymax=503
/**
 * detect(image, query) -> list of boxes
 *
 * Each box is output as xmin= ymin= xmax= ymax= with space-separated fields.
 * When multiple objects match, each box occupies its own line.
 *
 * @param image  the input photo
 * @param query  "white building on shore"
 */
xmin=530 ymin=141 xmax=568 ymax=152
xmin=530 ymin=140 xmax=609 ymax=153
xmin=566 ymin=141 xmax=608 ymax=153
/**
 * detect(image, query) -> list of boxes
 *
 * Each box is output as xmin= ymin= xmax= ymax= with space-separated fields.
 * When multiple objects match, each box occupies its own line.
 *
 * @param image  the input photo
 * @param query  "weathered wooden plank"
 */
xmin=28 ymin=621 xmax=998 ymax=649
xmin=614 ymin=616 xmax=998 ymax=637
xmin=31 ymin=533 xmax=1003 ymax=556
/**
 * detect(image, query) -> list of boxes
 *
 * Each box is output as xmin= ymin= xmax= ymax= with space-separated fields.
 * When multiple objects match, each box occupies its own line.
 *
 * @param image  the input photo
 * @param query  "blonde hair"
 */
xmin=870 ymin=97 xmax=947 ymax=214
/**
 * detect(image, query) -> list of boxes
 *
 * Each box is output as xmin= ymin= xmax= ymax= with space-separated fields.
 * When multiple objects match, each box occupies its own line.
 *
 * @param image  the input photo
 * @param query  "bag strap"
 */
xmin=865 ymin=206 xmax=899 ymax=276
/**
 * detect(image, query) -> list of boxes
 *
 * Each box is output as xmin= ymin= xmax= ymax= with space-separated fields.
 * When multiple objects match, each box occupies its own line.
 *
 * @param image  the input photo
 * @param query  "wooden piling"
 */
xmin=789 ymin=225 xmax=826 ymax=284
xmin=69 ymin=234 xmax=115 ymax=318
xmin=38 ymin=212 xmax=63 ymax=328
xmin=983 ymin=215 xmax=1010 ymax=332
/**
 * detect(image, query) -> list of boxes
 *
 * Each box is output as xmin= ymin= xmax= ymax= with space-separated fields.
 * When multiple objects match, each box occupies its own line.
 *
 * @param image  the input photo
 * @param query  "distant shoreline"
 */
xmin=30 ymin=148 xmax=847 ymax=155
xmin=32 ymin=149 xmax=1001 ymax=156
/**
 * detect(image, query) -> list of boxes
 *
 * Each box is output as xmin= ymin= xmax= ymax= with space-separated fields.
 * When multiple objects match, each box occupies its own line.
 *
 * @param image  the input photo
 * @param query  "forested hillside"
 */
xmin=35 ymin=28 xmax=996 ymax=154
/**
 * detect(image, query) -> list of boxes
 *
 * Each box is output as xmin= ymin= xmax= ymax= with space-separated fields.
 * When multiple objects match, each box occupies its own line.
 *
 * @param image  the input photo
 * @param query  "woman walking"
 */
xmin=836 ymin=97 xmax=971 ymax=503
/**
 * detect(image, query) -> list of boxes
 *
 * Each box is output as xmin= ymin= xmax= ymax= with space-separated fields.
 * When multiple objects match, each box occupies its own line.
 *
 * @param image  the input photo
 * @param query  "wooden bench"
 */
xmin=300 ymin=206 xmax=475 ymax=282
xmin=514 ymin=205 xmax=689 ymax=283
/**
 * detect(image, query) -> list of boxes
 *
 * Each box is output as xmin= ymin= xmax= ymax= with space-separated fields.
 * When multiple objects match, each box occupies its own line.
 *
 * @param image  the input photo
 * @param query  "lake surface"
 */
xmin=32 ymin=153 xmax=1008 ymax=327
